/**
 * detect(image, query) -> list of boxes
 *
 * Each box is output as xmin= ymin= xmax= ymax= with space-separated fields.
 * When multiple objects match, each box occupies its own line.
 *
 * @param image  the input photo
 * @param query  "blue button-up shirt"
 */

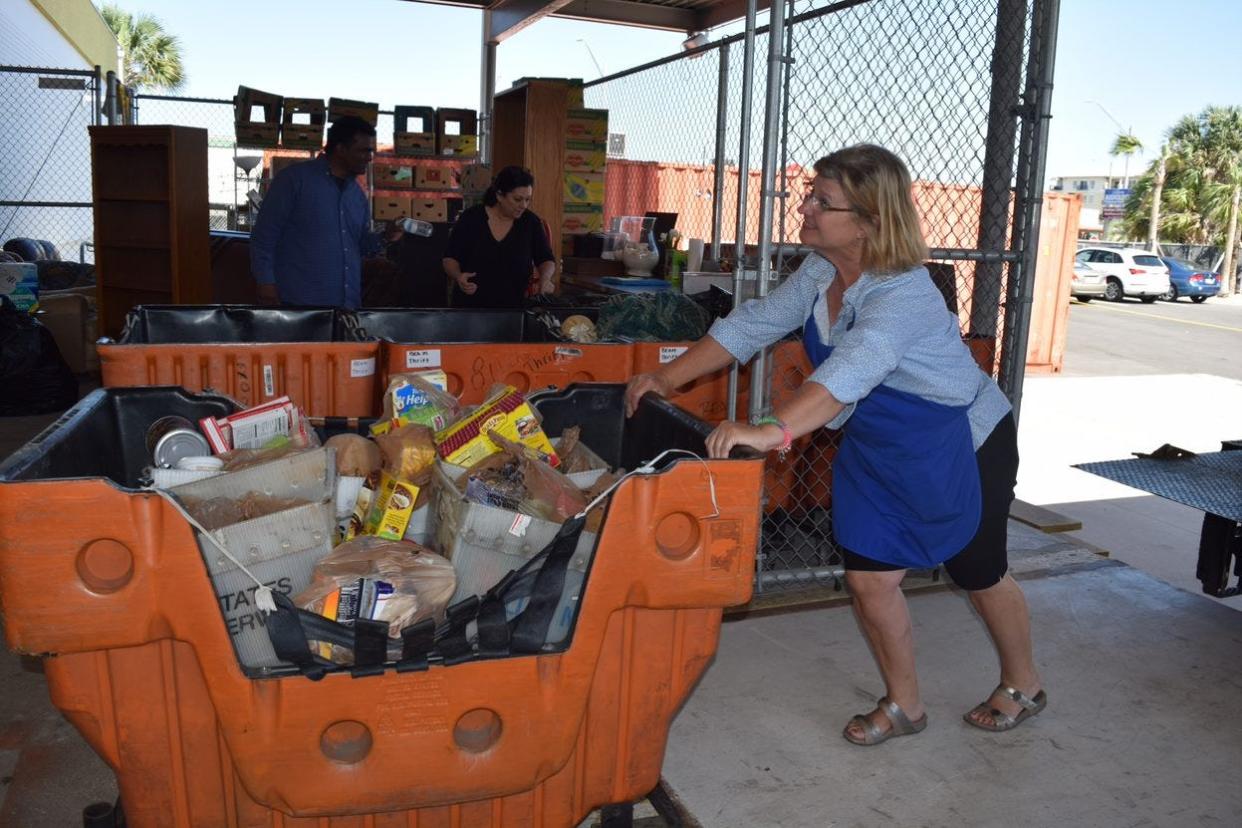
xmin=250 ymin=156 xmax=382 ymax=309
xmin=708 ymin=253 xmax=1011 ymax=449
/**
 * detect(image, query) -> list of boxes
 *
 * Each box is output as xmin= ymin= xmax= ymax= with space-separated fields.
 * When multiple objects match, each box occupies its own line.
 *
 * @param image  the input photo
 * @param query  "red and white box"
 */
xmin=199 ymin=397 xmax=307 ymax=454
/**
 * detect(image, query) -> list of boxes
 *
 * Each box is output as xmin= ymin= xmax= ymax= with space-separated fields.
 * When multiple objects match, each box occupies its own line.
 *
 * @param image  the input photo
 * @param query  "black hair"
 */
xmin=483 ymin=165 xmax=535 ymax=206
xmin=325 ymin=116 xmax=376 ymax=153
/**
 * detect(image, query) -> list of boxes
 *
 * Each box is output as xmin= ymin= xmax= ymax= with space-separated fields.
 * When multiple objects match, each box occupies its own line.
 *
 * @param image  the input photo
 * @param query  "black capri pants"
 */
xmin=841 ymin=412 xmax=1019 ymax=591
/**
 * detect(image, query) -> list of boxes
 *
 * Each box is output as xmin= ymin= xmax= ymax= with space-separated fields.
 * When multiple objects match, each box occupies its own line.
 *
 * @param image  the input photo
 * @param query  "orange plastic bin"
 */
xmin=0 ymin=384 xmax=760 ymax=827
xmin=355 ymin=308 xmax=634 ymax=406
xmin=98 ymin=306 xmax=381 ymax=417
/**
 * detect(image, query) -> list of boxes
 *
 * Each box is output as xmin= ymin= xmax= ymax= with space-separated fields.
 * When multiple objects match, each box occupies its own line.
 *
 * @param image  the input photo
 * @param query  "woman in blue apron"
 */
xmin=625 ymin=145 xmax=1045 ymax=745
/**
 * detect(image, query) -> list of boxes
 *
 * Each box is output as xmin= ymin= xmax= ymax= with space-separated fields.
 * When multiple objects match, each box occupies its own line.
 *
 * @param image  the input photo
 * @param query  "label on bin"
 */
xmin=351 ymin=357 xmax=377 ymax=378
xmin=406 ymin=349 xmax=442 ymax=369
xmin=659 ymin=346 xmax=687 ymax=364
xmin=508 ymin=513 xmax=532 ymax=537
xmin=263 ymin=364 xmax=275 ymax=397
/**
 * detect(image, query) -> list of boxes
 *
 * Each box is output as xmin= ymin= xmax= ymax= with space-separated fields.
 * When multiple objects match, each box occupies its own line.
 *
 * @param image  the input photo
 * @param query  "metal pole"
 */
xmin=104 ymin=71 xmax=118 ymax=125
xmin=92 ymin=65 xmax=101 ymax=126
xmin=775 ymin=1 xmax=795 ymax=278
xmin=727 ymin=0 xmax=759 ymax=422
xmin=480 ymin=10 xmax=498 ymax=165
xmin=999 ymin=0 xmax=1060 ymax=423
xmin=710 ymin=42 xmax=730 ymax=261
xmin=970 ymin=0 xmax=1026 ymax=339
xmin=748 ymin=0 xmax=789 ymax=423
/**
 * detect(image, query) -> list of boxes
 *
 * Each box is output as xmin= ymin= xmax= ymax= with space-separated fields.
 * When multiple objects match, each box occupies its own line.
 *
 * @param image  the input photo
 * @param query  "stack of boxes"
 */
xmin=279 ymin=98 xmax=326 ymax=150
xmin=327 ymin=97 xmax=379 ymax=127
xmin=394 ymin=106 xmax=437 ymax=156
xmin=436 ymin=109 xmax=478 ymax=157
xmin=562 ymin=109 xmax=608 ymax=243
xmin=234 ymin=86 xmax=282 ymax=149
xmin=372 ymin=106 xmax=477 ymax=223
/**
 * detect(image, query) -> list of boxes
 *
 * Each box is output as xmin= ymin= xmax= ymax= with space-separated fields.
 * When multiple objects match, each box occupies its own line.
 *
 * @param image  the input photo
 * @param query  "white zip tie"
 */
xmin=575 ymin=448 xmax=720 ymax=521
xmin=152 ymin=489 xmax=278 ymax=614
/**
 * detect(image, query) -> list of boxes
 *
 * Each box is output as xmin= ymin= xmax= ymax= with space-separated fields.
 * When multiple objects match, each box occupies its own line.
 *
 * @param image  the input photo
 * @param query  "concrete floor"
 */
xmin=662 ymin=556 xmax=1242 ymax=827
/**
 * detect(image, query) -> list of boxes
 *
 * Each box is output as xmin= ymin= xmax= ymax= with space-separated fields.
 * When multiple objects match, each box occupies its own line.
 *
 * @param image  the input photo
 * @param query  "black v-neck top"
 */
xmin=444 ymin=204 xmax=555 ymax=307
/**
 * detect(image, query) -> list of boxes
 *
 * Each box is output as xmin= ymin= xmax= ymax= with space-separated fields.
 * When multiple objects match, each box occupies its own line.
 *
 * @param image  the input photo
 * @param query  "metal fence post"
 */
xmin=92 ymin=65 xmax=101 ymax=126
xmin=999 ymin=0 xmax=1061 ymax=420
xmin=748 ymin=0 xmax=789 ymax=423
xmin=971 ymin=0 xmax=1027 ymax=341
xmin=727 ymin=0 xmax=760 ymax=423
xmin=479 ymin=10 xmax=497 ymax=166
xmin=104 ymin=70 xmax=118 ymax=125
xmin=710 ymin=43 xmax=730 ymax=262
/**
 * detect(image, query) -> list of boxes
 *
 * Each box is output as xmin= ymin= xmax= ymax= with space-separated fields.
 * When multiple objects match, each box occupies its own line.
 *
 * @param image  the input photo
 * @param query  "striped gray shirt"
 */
xmin=706 ymin=253 xmax=1011 ymax=448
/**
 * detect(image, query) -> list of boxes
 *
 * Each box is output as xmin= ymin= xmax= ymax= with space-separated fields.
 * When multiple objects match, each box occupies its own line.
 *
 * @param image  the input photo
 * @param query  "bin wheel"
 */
xmin=83 ymin=798 xmax=125 ymax=828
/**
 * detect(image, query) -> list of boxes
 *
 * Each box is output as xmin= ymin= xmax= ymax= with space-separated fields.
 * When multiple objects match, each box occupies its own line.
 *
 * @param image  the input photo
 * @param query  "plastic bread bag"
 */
xmin=294 ymin=536 xmax=457 ymax=664
xmin=379 ymin=372 xmax=462 ymax=432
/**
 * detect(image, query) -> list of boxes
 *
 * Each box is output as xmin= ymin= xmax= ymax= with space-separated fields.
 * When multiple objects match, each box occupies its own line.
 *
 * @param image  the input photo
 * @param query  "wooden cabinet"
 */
xmin=90 ymin=126 xmax=210 ymax=337
xmin=490 ymin=80 xmax=570 ymax=279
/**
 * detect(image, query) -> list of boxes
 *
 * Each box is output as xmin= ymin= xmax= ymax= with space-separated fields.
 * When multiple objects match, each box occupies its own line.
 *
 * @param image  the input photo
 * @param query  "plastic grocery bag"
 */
xmin=294 ymin=536 xmax=456 ymax=663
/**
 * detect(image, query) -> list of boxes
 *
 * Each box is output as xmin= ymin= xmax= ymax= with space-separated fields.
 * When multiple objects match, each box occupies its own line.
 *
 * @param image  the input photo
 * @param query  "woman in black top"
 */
xmin=443 ymin=166 xmax=556 ymax=307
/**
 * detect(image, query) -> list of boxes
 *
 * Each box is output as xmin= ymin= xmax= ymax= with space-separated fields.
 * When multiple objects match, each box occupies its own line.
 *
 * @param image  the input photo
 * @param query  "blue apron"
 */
xmin=804 ymin=294 xmax=981 ymax=568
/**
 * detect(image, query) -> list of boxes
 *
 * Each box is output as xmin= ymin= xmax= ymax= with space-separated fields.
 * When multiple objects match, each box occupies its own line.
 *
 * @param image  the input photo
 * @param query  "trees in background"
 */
xmin=1119 ymin=106 xmax=1242 ymax=293
xmin=100 ymin=4 xmax=186 ymax=92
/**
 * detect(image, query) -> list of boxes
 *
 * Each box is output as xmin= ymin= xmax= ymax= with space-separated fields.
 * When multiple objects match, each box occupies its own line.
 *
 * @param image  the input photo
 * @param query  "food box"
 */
xmin=565 ymin=108 xmax=608 ymax=141
xmin=563 ymin=140 xmax=607 ymax=172
xmin=373 ymin=196 xmax=412 ymax=222
xmin=563 ymin=171 xmax=605 ymax=205
xmin=435 ymin=385 xmax=559 ymax=468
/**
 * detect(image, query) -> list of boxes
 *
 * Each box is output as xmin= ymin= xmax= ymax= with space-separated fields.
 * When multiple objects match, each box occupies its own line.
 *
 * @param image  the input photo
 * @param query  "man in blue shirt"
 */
xmin=250 ymin=116 xmax=403 ymax=308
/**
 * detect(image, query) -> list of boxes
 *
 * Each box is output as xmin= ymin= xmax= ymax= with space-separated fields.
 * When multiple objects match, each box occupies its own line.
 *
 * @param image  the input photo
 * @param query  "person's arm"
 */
xmin=249 ymin=169 xmax=298 ymax=300
xmin=623 ymin=334 xmax=735 ymax=417
xmin=705 ymin=381 xmax=845 ymax=458
xmin=528 ymin=212 xmax=557 ymax=293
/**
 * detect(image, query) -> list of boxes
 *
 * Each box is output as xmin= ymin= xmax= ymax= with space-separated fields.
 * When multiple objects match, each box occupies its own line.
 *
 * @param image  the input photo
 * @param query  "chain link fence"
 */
xmin=0 ymin=65 xmax=101 ymax=264
xmin=587 ymin=0 xmax=1056 ymax=594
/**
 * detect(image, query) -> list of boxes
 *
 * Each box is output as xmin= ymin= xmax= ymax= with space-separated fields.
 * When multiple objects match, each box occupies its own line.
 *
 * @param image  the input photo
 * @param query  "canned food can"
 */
xmin=146 ymin=416 xmax=212 ymax=469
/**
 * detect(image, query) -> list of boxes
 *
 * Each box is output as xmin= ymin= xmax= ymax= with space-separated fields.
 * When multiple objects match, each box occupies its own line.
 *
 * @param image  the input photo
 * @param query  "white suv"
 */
xmin=1074 ymin=247 xmax=1171 ymax=303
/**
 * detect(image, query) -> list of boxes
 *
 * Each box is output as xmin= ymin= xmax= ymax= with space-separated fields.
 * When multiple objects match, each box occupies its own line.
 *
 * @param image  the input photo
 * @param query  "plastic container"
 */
xmin=354 ymin=308 xmax=633 ymax=405
xmin=0 ymin=384 xmax=761 ymax=827
xmin=98 ymin=306 xmax=380 ymax=417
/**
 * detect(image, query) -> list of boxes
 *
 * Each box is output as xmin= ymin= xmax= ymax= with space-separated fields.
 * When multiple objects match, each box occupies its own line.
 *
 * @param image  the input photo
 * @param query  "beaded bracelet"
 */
xmin=752 ymin=415 xmax=793 ymax=459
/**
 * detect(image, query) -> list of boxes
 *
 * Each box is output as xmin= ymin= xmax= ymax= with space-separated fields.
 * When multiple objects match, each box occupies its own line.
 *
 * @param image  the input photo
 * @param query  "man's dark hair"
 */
xmin=483 ymin=165 xmax=535 ymax=206
xmin=325 ymin=116 xmax=376 ymax=153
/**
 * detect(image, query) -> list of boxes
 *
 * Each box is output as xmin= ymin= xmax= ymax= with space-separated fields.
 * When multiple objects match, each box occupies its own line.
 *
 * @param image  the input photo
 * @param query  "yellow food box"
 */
xmin=363 ymin=472 xmax=421 ymax=541
xmin=434 ymin=385 xmax=559 ymax=468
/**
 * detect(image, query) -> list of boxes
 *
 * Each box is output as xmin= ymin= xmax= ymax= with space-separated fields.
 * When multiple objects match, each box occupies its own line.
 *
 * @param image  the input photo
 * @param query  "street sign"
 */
xmin=1101 ymin=188 xmax=1131 ymax=220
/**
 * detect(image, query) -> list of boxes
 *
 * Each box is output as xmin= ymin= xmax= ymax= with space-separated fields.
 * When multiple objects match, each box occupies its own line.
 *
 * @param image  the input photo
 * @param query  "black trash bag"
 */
xmin=0 ymin=296 xmax=78 ymax=415
xmin=36 ymin=260 xmax=96 ymax=291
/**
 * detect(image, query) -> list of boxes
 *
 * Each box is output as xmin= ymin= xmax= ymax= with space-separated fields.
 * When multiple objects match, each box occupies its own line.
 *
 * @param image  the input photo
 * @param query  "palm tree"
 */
xmin=1110 ymin=133 xmax=1143 ymax=189
xmin=100 ymin=4 xmax=186 ymax=91
xmin=1118 ymin=107 xmax=1242 ymax=293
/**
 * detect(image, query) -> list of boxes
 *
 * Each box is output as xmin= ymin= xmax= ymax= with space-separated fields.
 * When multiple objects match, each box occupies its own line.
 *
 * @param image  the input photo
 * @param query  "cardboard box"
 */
xmin=363 ymin=472 xmax=421 ymax=541
xmin=439 ymin=134 xmax=478 ymax=156
xmin=564 ymin=140 xmax=607 ymax=172
xmin=280 ymin=97 xmax=325 ymax=150
xmin=373 ymin=164 xmax=415 ymax=189
xmin=459 ymin=163 xmax=492 ymax=192
xmin=435 ymin=385 xmax=559 ymax=468
xmin=566 ymin=108 xmax=608 ymax=141
xmin=561 ymin=204 xmax=604 ymax=235
xmin=563 ymin=171 xmax=605 ymax=205
xmin=234 ymin=85 xmax=282 ymax=149
xmin=411 ymin=198 xmax=461 ymax=223
xmin=373 ymin=196 xmax=412 ymax=222
xmin=268 ymin=155 xmax=304 ymax=181
xmin=414 ymin=165 xmax=454 ymax=189
xmin=394 ymin=132 xmax=436 ymax=156
xmin=328 ymin=97 xmax=379 ymax=126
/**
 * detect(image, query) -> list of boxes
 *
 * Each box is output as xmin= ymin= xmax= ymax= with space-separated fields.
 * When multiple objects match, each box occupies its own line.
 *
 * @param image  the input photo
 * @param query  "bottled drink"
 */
xmin=398 ymin=217 xmax=434 ymax=237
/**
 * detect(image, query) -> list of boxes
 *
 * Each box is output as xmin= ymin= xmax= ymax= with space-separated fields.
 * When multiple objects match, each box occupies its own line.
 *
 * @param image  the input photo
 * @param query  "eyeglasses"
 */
xmin=802 ymin=191 xmax=856 ymax=214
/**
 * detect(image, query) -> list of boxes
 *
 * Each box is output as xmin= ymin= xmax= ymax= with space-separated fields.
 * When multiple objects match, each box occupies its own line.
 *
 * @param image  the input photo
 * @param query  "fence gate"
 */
xmin=0 ymin=65 xmax=102 ymax=263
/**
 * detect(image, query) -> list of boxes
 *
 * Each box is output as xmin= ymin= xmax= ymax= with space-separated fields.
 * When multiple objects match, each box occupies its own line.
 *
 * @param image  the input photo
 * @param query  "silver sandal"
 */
xmin=964 ymin=684 xmax=1047 ymax=732
xmin=842 ymin=696 xmax=928 ymax=746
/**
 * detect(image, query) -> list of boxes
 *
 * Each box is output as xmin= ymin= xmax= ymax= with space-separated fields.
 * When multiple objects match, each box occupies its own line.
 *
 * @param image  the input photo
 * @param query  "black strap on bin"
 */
xmin=263 ymin=514 xmax=588 ymax=678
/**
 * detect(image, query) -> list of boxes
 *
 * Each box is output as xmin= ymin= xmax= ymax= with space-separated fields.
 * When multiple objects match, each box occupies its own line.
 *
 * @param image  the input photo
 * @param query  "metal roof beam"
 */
xmin=553 ymin=0 xmax=700 ymax=32
xmin=697 ymin=0 xmax=770 ymax=30
xmin=488 ymin=0 xmax=579 ymax=41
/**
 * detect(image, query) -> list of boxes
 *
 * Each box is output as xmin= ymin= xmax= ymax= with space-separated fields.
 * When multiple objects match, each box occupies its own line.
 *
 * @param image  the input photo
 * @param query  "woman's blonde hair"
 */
xmin=813 ymin=144 xmax=928 ymax=274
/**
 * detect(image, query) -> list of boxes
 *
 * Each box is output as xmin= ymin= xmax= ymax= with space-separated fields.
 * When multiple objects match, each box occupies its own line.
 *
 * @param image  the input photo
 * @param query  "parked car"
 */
xmin=1073 ymin=247 xmax=1170 ymax=302
xmin=1070 ymin=260 xmax=1107 ymax=301
xmin=1158 ymin=257 xmax=1221 ymax=303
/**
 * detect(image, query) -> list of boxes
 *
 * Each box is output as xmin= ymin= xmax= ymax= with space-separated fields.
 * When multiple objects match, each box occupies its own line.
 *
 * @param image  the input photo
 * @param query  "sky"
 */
xmin=100 ymin=0 xmax=1242 ymax=186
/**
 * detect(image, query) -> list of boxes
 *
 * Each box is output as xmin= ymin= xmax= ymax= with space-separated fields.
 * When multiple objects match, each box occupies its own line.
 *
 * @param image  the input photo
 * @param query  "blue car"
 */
xmin=1159 ymin=257 xmax=1221 ymax=303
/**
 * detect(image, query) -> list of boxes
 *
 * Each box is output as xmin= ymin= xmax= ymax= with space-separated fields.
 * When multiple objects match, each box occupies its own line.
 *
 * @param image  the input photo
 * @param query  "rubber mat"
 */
xmin=1075 ymin=451 xmax=1242 ymax=522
